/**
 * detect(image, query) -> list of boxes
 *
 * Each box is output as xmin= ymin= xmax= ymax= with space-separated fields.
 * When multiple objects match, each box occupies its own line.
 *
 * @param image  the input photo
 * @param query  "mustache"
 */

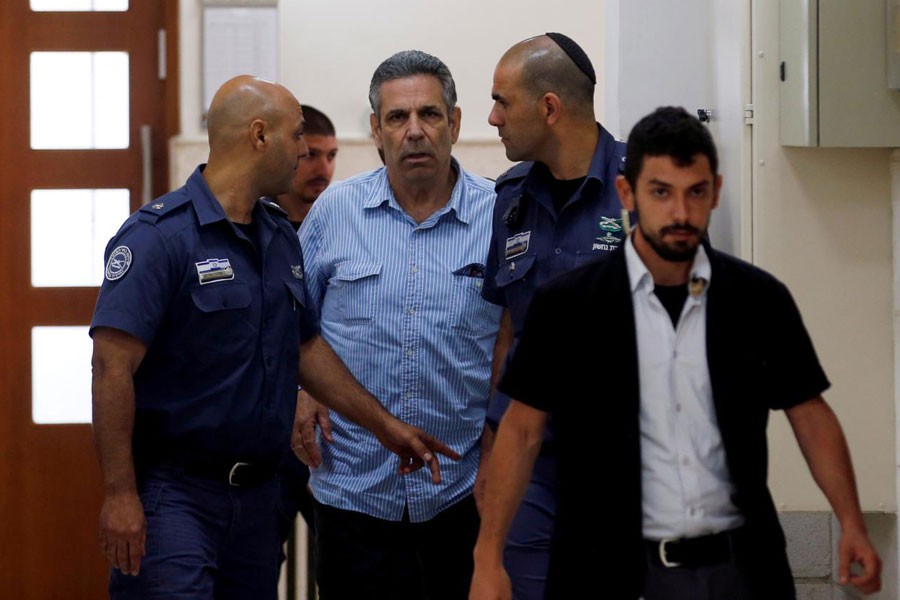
xmin=308 ymin=177 xmax=330 ymax=186
xmin=401 ymin=145 xmax=433 ymax=159
xmin=660 ymin=224 xmax=701 ymax=236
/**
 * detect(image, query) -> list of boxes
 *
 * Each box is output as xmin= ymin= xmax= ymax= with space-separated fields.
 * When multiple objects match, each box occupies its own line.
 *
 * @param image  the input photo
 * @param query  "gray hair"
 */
xmin=368 ymin=50 xmax=457 ymax=118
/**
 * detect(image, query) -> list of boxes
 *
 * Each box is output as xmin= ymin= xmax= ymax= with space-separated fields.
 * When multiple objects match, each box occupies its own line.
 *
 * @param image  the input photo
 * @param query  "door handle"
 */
xmin=141 ymin=124 xmax=153 ymax=205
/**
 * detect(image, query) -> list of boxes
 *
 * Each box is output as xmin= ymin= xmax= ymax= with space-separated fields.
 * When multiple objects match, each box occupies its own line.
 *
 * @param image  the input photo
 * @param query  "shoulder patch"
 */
xmin=105 ymin=246 xmax=133 ymax=281
xmin=138 ymin=193 xmax=191 ymax=224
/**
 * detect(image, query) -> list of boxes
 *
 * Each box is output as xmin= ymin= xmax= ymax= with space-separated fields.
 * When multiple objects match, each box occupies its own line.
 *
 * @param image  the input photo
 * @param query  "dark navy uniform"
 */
xmin=481 ymin=125 xmax=626 ymax=599
xmin=90 ymin=165 xmax=319 ymax=599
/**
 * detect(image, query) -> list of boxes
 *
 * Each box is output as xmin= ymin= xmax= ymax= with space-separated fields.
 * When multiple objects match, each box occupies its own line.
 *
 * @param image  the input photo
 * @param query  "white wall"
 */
xmin=175 ymin=0 xmax=605 ymax=185
xmin=277 ymin=0 xmax=604 ymax=142
xmin=604 ymin=0 xmax=750 ymax=258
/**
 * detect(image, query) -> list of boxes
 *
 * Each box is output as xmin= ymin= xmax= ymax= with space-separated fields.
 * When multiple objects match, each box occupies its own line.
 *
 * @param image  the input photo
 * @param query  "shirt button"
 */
xmin=407 ymin=308 xmax=415 ymax=315
xmin=682 ymin=457 xmax=690 ymax=466
xmin=406 ymin=349 xmax=414 ymax=356
xmin=554 ymin=247 xmax=562 ymax=255
xmin=411 ymin=265 xmax=418 ymax=273
xmin=675 ymin=403 xmax=682 ymax=412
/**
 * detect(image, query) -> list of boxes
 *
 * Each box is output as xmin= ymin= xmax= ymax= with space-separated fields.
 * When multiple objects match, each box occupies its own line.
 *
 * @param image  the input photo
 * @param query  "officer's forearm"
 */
xmin=91 ymin=330 xmax=145 ymax=496
xmin=490 ymin=309 xmax=513 ymax=394
xmin=298 ymin=335 xmax=392 ymax=435
xmin=473 ymin=400 xmax=546 ymax=567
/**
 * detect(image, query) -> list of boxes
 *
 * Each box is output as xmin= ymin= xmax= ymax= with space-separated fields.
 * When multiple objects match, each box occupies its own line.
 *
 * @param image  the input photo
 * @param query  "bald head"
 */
xmin=499 ymin=35 xmax=595 ymax=118
xmin=207 ymin=75 xmax=299 ymax=153
xmin=204 ymin=75 xmax=307 ymax=201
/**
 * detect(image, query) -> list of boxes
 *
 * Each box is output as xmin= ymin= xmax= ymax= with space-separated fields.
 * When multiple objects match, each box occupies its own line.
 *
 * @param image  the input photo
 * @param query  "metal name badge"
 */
xmin=504 ymin=231 xmax=531 ymax=260
xmin=196 ymin=258 xmax=235 ymax=285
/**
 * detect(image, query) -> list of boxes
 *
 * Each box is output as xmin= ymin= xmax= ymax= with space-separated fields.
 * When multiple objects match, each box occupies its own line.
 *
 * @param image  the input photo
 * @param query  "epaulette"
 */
xmin=137 ymin=193 xmax=192 ymax=224
xmin=494 ymin=161 xmax=532 ymax=189
xmin=261 ymin=197 xmax=289 ymax=218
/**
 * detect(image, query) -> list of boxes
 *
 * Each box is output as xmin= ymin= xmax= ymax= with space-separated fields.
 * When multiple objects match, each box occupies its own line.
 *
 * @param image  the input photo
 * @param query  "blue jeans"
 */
xmin=109 ymin=467 xmax=281 ymax=600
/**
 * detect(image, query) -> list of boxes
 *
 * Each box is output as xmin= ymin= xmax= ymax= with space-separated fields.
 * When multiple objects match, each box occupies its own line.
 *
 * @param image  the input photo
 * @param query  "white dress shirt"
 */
xmin=625 ymin=237 xmax=745 ymax=539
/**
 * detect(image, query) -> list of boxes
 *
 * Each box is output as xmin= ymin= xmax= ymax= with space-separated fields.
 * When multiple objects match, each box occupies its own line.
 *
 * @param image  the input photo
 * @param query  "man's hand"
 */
xmin=291 ymin=389 xmax=333 ymax=468
xmin=376 ymin=417 xmax=461 ymax=484
xmin=98 ymin=491 xmax=146 ymax=576
xmin=469 ymin=563 xmax=512 ymax=600
xmin=838 ymin=524 xmax=882 ymax=594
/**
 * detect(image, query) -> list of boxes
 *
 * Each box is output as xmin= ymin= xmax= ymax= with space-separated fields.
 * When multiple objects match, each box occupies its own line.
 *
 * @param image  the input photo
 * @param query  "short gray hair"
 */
xmin=368 ymin=50 xmax=457 ymax=118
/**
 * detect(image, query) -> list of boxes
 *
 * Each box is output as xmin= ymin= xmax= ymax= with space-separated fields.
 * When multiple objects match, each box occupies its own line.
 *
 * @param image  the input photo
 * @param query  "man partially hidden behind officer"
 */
xmin=90 ymin=75 xmax=457 ymax=600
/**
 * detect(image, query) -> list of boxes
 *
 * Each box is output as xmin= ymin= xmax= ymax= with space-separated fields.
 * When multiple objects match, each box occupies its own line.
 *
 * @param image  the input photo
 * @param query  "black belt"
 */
xmin=644 ymin=528 xmax=747 ymax=568
xmin=160 ymin=461 xmax=279 ymax=487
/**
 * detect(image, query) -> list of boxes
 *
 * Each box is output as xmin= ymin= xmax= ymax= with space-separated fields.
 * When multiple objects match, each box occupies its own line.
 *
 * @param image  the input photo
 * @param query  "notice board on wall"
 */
xmin=202 ymin=3 xmax=278 ymax=118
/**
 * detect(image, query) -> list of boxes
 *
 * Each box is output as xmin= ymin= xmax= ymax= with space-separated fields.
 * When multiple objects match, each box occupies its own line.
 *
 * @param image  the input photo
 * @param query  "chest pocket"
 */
xmin=493 ymin=254 xmax=536 ymax=290
xmin=190 ymin=282 xmax=252 ymax=313
xmin=283 ymin=277 xmax=307 ymax=309
xmin=188 ymin=283 xmax=255 ymax=350
xmin=450 ymin=263 xmax=500 ymax=335
xmin=331 ymin=261 xmax=382 ymax=323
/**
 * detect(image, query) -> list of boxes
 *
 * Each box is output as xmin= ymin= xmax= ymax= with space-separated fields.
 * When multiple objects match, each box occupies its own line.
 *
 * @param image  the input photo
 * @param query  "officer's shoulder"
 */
xmin=260 ymin=197 xmax=289 ymax=218
xmin=494 ymin=162 xmax=533 ymax=189
xmin=138 ymin=190 xmax=192 ymax=225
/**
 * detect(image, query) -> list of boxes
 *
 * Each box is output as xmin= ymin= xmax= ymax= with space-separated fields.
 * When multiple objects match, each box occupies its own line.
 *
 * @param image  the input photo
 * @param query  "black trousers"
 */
xmin=313 ymin=496 xmax=479 ymax=600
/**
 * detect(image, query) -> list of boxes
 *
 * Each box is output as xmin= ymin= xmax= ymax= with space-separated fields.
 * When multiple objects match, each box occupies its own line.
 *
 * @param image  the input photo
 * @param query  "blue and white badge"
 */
xmin=196 ymin=258 xmax=235 ymax=285
xmin=105 ymin=246 xmax=133 ymax=281
xmin=505 ymin=231 xmax=531 ymax=260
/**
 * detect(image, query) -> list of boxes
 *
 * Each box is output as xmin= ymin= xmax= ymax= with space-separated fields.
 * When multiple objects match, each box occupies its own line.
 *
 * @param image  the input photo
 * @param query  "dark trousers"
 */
xmin=313 ymin=495 xmax=479 ymax=600
xmin=505 ymin=451 xmax=557 ymax=600
xmin=109 ymin=468 xmax=281 ymax=600
xmin=643 ymin=561 xmax=755 ymax=600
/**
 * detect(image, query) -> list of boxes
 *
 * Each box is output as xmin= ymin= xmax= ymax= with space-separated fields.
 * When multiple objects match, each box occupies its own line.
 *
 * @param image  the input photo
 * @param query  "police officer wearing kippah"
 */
xmin=474 ymin=33 xmax=626 ymax=600
xmin=90 ymin=75 xmax=457 ymax=600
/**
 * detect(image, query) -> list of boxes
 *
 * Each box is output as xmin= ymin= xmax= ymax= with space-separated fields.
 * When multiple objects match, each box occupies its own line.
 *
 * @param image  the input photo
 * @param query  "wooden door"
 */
xmin=0 ymin=2 xmax=177 ymax=597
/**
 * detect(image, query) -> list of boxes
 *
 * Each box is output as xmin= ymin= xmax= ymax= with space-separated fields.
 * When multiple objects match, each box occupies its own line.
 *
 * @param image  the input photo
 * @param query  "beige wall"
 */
xmin=174 ymin=0 xmax=604 ymax=184
xmin=752 ymin=2 xmax=895 ymax=511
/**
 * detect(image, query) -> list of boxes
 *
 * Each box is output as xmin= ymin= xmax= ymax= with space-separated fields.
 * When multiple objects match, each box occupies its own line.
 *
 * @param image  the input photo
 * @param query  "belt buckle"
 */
xmin=658 ymin=538 xmax=682 ymax=568
xmin=228 ymin=462 xmax=251 ymax=486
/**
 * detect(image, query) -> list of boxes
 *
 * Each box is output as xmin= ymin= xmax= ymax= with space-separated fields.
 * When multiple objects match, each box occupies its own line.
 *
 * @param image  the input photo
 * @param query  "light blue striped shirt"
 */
xmin=299 ymin=159 xmax=501 ymax=522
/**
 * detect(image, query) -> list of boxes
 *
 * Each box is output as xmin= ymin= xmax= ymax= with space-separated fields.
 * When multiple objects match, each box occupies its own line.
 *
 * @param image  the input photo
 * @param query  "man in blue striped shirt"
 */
xmin=293 ymin=51 xmax=502 ymax=599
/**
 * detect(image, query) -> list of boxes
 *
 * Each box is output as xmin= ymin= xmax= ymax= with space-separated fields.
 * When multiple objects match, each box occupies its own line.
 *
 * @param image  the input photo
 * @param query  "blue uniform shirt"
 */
xmin=482 ymin=125 xmax=627 ymax=429
xmin=90 ymin=166 xmax=319 ymax=468
xmin=300 ymin=160 xmax=501 ymax=523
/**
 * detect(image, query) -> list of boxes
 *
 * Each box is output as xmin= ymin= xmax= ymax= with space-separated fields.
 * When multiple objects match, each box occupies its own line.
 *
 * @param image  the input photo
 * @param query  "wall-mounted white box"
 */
xmin=780 ymin=0 xmax=900 ymax=147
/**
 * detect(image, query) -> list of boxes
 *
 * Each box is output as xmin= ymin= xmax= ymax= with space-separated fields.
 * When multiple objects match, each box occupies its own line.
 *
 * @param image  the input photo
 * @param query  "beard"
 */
xmin=640 ymin=223 xmax=704 ymax=262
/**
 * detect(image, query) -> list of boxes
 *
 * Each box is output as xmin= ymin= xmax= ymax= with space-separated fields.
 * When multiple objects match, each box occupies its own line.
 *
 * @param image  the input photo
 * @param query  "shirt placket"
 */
xmin=673 ymin=296 xmax=705 ymax=530
xmin=400 ymin=222 xmax=424 ymax=512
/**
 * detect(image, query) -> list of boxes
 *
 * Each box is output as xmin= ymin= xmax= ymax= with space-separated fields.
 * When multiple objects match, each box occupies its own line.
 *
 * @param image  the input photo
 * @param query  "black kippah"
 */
xmin=545 ymin=32 xmax=596 ymax=85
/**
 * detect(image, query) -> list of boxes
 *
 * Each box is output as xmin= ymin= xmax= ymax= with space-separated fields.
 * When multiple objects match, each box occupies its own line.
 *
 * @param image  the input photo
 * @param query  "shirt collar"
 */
xmin=185 ymin=164 xmax=277 ymax=231
xmin=362 ymin=156 xmax=470 ymax=225
xmin=528 ymin=124 xmax=614 ymax=188
xmin=625 ymin=232 xmax=712 ymax=297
